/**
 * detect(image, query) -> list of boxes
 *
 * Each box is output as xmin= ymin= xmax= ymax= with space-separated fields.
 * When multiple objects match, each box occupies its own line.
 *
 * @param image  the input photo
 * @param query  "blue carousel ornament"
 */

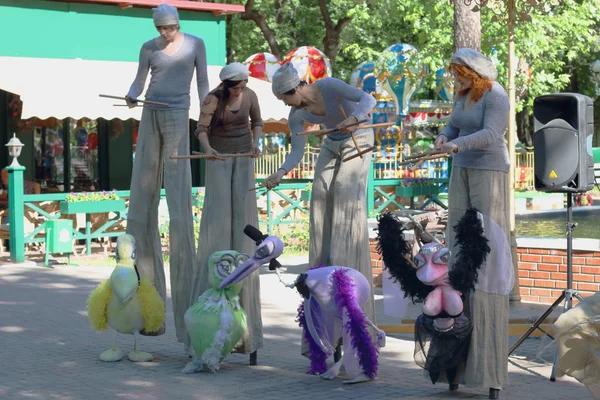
xmin=435 ymin=67 xmax=454 ymax=103
xmin=349 ymin=61 xmax=379 ymax=95
xmin=375 ymin=43 xmax=425 ymax=126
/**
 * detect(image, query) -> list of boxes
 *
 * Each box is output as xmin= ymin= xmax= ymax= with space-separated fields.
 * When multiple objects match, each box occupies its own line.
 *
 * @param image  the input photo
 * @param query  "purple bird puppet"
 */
xmin=376 ymin=208 xmax=490 ymax=386
xmin=219 ymin=225 xmax=386 ymax=384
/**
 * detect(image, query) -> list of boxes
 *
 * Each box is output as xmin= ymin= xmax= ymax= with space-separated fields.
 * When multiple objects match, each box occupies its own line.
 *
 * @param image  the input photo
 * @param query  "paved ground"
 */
xmin=0 ymin=257 xmax=592 ymax=400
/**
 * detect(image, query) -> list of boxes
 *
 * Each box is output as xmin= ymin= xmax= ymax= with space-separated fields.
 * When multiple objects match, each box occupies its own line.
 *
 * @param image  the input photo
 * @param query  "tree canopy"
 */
xmin=199 ymin=0 xmax=600 ymax=141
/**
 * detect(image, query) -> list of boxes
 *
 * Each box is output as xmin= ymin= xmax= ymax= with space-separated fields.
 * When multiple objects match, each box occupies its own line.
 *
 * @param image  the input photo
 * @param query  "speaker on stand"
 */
xmin=508 ymin=93 xmax=594 ymax=381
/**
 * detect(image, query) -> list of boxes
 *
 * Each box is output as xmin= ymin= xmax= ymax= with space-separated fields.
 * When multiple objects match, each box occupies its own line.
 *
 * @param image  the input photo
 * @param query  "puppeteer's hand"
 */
xmin=125 ymin=96 xmax=138 ymax=109
xmin=251 ymin=143 xmax=261 ymax=159
xmin=336 ymin=116 xmax=358 ymax=133
xmin=205 ymin=147 xmax=225 ymax=161
xmin=265 ymin=169 xmax=285 ymax=189
xmin=433 ymin=135 xmax=447 ymax=149
xmin=438 ymin=141 xmax=458 ymax=155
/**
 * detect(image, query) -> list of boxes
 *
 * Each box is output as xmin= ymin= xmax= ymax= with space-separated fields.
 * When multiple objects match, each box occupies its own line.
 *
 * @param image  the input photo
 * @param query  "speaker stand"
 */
xmin=508 ymin=193 xmax=584 ymax=381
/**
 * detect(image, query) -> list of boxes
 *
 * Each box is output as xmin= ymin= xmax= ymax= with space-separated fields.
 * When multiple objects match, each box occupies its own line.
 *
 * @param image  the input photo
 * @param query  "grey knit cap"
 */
xmin=153 ymin=4 xmax=179 ymax=27
xmin=451 ymin=48 xmax=498 ymax=80
xmin=272 ymin=63 xmax=301 ymax=97
xmin=220 ymin=62 xmax=249 ymax=82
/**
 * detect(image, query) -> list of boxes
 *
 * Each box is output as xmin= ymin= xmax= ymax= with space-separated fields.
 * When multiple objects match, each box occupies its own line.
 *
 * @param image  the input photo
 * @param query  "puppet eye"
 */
xmin=235 ymin=253 xmax=249 ymax=267
xmin=256 ymin=241 xmax=274 ymax=258
xmin=413 ymin=255 xmax=426 ymax=268
xmin=433 ymin=248 xmax=451 ymax=264
xmin=216 ymin=255 xmax=235 ymax=278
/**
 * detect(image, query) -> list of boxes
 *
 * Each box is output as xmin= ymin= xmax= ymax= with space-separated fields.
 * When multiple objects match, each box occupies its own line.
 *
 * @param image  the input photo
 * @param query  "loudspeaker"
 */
xmin=533 ymin=93 xmax=594 ymax=193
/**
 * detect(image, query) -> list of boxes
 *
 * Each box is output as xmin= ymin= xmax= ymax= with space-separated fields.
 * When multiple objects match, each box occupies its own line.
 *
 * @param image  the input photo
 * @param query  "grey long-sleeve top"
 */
xmin=439 ymin=82 xmax=510 ymax=172
xmin=280 ymin=77 xmax=377 ymax=174
xmin=127 ymin=33 xmax=210 ymax=111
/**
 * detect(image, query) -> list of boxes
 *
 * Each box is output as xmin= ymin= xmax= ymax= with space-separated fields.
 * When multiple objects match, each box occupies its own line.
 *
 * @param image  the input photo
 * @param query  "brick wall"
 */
xmin=517 ymin=247 xmax=600 ymax=304
xmin=369 ymin=241 xmax=383 ymax=287
xmin=368 ymin=238 xmax=600 ymax=305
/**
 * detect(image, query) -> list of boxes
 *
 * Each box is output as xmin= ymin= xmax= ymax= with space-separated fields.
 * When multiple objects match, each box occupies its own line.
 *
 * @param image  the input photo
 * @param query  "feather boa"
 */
xmin=376 ymin=212 xmax=432 ymax=301
xmin=201 ymin=304 xmax=235 ymax=373
xmin=332 ymin=268 xmax=378 ymax=379
xmin=191 ymin=288 xmax=241 ymax=373
xmin=448 ymin=208 xmax=491 ymax=295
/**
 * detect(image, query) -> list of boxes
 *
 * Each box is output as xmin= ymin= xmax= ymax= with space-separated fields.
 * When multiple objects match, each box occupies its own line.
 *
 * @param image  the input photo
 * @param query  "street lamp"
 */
xmin=5 ymin=132 xmax=26 ymax=263
xmin=6 ymin=133 xmax=24 ymax=167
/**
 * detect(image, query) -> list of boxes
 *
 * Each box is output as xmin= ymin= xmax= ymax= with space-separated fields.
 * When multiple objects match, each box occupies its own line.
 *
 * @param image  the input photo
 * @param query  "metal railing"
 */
xmin=5 ymin=147 xmax=536 ymax=262
xmin=516 ymin=148 xmax=535 ymax=190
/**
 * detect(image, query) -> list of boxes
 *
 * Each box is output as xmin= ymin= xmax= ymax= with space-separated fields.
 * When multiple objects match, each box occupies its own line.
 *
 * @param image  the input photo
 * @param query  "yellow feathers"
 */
xmin=138 ymin=278 xmax=166 ymax=333
xmin=87 ymin=280 xmax=113 ymax=331
xmin=86 ymin=277 xmax=165 ymax=333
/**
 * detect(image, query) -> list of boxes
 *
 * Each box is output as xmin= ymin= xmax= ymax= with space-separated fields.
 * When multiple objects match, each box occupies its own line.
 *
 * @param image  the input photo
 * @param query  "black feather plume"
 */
xmin=376 ymin=212 xmax=433 ymax=302
xmin=448 ymin=208 xmax=491 ymax=295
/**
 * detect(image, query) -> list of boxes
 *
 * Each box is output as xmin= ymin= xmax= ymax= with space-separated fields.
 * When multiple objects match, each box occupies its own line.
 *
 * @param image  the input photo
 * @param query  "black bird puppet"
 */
xmin=376 ymin=208 xmax=490 ymax=387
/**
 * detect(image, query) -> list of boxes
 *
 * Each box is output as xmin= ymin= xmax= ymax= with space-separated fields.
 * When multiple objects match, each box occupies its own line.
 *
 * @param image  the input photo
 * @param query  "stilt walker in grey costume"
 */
xmin=433 ymin=48 xmax=513 ymax=400
xmin=265 ymin=64 xmax=377 ymax=359
xmin=186 ymin=62 xmax=264 ymax=363
xmin=124 ymin=4 xmax=210 ymax=352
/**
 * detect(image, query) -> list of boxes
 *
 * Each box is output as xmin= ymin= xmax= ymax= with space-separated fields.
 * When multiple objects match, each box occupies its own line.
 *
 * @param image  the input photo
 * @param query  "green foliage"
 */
xmin=65 ymin=190 xmax=119 ymax=202
xmin=275 ymin=219 xmax=310 ymax=255
xmin=193 ymin=187 xmax=205 ymax=208
xmin=398 ymin=177 xmax=436 ymax=188
xmin=223 ymin=0 xmax=599 ymax=116
xmin=159 ymin=206 xmax=202 ymax=249
xmin=367 ymin=210 xmax=380 ymax=219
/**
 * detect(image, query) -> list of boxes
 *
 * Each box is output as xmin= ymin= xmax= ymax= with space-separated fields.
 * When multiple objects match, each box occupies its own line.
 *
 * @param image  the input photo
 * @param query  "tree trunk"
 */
xmin=226 ymin=14 xmax=235 ymax=64
xmin=516 ymin=107 xmax=533 ymax=146
xmin=453 ymin=2 xmax=481 ymax=51
xmin=241 ymin=0 xmax=282 ymax=59
xmin=318 ymin=0 xmax=352 ymax=70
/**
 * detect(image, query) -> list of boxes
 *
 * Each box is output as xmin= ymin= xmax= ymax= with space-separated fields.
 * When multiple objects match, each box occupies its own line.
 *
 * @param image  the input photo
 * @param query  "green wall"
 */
xmin=0 ymin=0 xmax=226 ymax=65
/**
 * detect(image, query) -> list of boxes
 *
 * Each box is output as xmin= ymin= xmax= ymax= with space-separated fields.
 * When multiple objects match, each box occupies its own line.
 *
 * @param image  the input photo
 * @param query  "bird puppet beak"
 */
xmin=219 ymin=236 xmax=284 ymax=289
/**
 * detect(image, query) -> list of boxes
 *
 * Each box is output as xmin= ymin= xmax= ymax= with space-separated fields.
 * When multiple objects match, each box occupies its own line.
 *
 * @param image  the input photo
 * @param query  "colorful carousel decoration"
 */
xmin=243 ymin=52 xmax=281 ymax=82
xmin=373 ymin=43 xmax=425 ymax=161
xmin=281 ymin=46 xmax=332 ymax=84
xmin=349 ymin=61 xmax=379 ymax=95
xmin=363 ymin=44 xmax=454 ymax=181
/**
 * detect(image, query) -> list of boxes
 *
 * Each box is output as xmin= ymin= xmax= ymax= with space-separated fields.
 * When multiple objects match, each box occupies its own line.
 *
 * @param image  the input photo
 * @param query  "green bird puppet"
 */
xmin=182 ymin=250 xmax=249 ymax=373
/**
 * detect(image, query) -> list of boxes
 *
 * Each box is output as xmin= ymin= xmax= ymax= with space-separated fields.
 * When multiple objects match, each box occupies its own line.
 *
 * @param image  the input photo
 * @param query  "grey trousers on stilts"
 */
xmin=444 ymin=166 xmax=510 ymax=389
xmin=186 ymin=156 xmax=264 ymax=354
xmin=127 ymin=108 xmax=196 ymax=344
xmin=301 ymin=130 xmax=376 ymax=357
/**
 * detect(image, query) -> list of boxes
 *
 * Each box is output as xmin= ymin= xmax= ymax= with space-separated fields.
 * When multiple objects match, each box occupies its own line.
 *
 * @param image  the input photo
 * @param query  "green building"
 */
xmin=0 ymin=0 xmax=244 ymax=192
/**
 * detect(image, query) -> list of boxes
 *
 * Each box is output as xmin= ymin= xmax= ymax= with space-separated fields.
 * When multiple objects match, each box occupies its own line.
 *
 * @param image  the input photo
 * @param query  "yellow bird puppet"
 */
xmin=86 ymin=234 xmax=165 ymax=362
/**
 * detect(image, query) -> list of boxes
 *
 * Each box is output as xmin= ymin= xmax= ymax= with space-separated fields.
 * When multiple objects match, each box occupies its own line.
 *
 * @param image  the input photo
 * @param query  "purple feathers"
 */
xmin=332 ymin=269 xmax=378 ymax=379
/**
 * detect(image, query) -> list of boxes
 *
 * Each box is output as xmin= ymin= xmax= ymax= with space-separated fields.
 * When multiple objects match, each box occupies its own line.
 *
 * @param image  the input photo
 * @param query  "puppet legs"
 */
xmin=319 ymin=314 xmax=385 ymax=384
xmin=99 ymin=330 xmax=123 ymax=362
xmin=128 ymin=331 xmax=153 ymax=362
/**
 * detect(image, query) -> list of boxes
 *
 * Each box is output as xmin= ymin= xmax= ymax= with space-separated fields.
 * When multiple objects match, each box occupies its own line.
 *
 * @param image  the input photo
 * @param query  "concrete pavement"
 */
xmin=0 ymin=257 xmax=592 ymax=400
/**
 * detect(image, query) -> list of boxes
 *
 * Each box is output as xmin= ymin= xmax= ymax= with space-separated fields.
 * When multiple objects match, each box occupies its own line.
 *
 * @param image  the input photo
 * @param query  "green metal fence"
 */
xmin=5 ymin=159 xmax=451 ymax=262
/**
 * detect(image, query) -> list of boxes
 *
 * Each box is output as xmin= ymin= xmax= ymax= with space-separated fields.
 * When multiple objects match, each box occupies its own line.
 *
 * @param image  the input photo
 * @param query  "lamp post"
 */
xmin=452 ymin=0 xmax=562 ymax=301
xmin=6 ymin=133 xmax=24 ymax=167
xmin=6 ymin=133 xmax=26 ymax=263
